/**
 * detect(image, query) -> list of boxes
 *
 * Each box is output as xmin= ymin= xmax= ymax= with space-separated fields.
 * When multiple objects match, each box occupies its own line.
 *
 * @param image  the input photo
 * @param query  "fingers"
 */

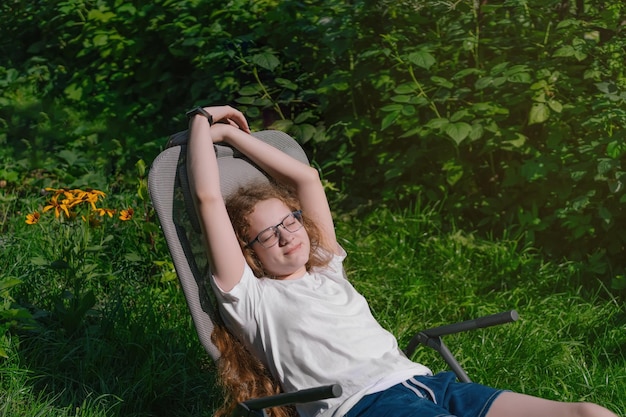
xmin=206 ymin=105 xmax=251 ymax=133
xmin=230 ymin=112 xmax=251 ymax=134
xmin=227 ymin=119 xmax=241 ymax=128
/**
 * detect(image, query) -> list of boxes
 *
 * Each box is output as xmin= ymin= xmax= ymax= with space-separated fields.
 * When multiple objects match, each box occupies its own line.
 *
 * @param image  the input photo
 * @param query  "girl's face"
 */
xmin=246 ymin=198 xmax=310 ymax=280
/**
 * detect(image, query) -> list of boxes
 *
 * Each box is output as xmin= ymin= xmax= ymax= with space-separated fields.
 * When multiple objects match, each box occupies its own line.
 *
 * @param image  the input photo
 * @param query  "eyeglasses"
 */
xmin=246 ymin=210 xmax=303 ymax=249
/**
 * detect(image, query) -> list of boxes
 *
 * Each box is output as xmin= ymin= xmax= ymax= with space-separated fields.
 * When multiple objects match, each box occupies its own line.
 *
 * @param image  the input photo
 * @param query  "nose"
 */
xmin=277 ymin=227 xmax=293 ymax=245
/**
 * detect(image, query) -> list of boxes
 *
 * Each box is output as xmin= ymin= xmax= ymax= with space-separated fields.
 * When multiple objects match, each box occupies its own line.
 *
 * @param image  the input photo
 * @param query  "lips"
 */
xmin=284 ymin=243 xmax=302 ymax=256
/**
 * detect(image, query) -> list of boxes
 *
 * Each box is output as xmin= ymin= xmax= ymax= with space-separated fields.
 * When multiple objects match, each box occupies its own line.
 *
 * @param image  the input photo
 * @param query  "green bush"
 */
xmin=354 ymin=1 xmax=626 ymax=272
xmin=1 ymin=1 xmax=624 ymax=282
xmin=207 ymin=0 xmax=626 ymax=281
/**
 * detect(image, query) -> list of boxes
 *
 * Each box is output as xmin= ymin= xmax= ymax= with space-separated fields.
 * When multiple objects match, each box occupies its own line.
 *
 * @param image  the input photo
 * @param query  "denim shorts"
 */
xmin=345 ymin=371 xmax=505 ymax=417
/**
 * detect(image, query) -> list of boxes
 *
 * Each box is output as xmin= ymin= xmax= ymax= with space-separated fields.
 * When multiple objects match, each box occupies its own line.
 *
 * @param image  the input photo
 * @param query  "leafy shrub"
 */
xmin=193 ymin=0 xmax=626 ymax=282
xmin=1 ymin=0 xmax=625 ymax=283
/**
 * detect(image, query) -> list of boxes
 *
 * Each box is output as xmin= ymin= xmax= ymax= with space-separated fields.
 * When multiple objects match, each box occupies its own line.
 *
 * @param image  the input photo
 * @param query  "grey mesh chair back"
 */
xmin=148 ymin=129 xmax=309 ymax=360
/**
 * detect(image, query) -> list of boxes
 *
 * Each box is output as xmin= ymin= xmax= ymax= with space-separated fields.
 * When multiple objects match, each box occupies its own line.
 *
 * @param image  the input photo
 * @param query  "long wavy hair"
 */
xmin=211 ymin=181 xmax=334 ymax=417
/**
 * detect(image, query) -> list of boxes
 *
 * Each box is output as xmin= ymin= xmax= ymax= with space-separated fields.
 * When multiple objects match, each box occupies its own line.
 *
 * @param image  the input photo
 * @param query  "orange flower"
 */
xmin=25 ymin=212 xmax=41 ymax=225
xmin=44 ymin=187 xmax=63 ymax=195
xmin=86 ymin=188 xmax=106 ymax=198
xmin=119 ymin=208 xmax=134 ymax=221
xmin=40 ymin=187 xmax=112 ymax=221
xmin=43 ymin=193 xmax=71 ymax=218
xmin=83 ymin=189 xmax=107 ymax=210
xmin=64 ymin=189 xmax=86 ymax=208
xmin=96 ymin=208 xmax=116 ymax=218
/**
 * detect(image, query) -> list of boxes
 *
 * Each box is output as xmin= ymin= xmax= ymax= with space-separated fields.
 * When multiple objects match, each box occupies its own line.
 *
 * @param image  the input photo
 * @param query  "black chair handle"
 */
xmin=422 ymin=310 xmax=519 ymax=338
xmin=232 ymin=384 xmax=342 ymax=416
xmin=404 ymin=310 xmax=519 ymax=360
xmin=402 ymin=310 xmax=519 ymax=383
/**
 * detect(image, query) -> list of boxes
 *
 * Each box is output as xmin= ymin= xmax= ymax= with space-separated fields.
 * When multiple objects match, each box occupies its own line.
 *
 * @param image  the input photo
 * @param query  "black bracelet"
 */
xmin=185 ymin=106 xmax=213 ymax=125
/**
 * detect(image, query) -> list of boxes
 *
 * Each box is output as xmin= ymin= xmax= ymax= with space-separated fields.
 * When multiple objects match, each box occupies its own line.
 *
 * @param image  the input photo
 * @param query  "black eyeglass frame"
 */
xmin=245 ymin=210 xmax=303 ymax=249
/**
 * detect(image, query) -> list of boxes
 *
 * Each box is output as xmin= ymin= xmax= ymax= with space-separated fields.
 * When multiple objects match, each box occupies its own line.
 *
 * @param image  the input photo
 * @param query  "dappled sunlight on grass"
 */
xmin=339 ymin=206 xmax=626 ymax=411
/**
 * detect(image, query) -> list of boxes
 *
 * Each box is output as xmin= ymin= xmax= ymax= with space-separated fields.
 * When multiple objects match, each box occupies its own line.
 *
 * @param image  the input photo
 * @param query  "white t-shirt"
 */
xmin=212 ymin=250 xmax=431 ymax=417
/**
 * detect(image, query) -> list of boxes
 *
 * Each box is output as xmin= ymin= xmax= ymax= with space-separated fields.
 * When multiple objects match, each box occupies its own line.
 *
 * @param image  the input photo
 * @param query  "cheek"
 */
xmin=300 ymin=229 xmax=312 ymax=249
xmin=253 ymin=247 xmax=283 ymax=269
xmin=298 ymin=226 xmax=310 ymax=241
xmin=253 ymin=248 xmax=273 ymax=267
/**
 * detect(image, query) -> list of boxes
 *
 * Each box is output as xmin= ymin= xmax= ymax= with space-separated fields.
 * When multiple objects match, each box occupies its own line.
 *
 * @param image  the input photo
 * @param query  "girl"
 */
xmin=186 ymin=105 xmax=618 ymax=417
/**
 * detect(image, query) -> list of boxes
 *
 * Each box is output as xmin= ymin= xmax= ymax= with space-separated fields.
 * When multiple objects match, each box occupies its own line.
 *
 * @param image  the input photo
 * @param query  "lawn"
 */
xmin=1 ymin=194 xmax=624 ymax=416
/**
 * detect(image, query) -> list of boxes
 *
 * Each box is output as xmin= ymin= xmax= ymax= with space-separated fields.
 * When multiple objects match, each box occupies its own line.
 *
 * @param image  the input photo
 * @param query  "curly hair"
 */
xmin=211 ymin=323 xmax=295 ymax=417
xmin=225 ymin=181 xmax=333 ymax=278
xmin=211 ymin=181 xmax=334 ymax=417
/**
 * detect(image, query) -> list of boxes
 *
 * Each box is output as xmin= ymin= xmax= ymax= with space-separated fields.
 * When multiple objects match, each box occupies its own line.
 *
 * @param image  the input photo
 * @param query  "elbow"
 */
xmin=290 ymin=165 xmax=323 ymax=191
xmin=301 ymin=165 xmax=322 ymax=184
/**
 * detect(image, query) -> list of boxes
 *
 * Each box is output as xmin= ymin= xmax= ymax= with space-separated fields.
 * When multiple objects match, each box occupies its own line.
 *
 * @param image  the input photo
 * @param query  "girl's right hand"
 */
xmin=203 ymin=105 xmax=251 ymax=134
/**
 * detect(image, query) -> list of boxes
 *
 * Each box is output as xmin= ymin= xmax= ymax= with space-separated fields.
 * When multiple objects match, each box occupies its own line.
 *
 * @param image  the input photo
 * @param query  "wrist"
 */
xmin=211 ymin=123 xmax=236 ymax=145
xmin=186 ymin=106 xmax=213 ymax=125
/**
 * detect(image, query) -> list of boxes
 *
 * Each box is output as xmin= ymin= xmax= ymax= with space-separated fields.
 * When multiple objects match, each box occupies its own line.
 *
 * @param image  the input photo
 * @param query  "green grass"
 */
xmin=339 ymin=205 xmax=626 ymax=414
xmin=2 ymin=195 xmax=625 ymax=416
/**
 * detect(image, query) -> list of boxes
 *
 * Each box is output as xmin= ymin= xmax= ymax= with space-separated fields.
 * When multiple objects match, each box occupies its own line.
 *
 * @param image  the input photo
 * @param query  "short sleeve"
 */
xmin=210 ymin=264 xmax=262 ymax=338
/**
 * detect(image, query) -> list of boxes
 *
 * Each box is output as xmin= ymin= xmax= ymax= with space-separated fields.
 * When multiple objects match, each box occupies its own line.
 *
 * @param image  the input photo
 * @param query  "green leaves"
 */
xmin=408 ymin=50 xmax=436 ymax=70
xmin=528 ymin=102 xmax=550 ymax=125
xmin=1 ymin=277 xmax=33 ymax=357
xmin=251 ymin=52 xmax=280 ymax=71
xmin=2 ymin=0 xmax=625 ymax=284
xmin=444 ymin=122 xmax=472 ymax=145
xmin=366 ymin=0 xmax=626 ymax=276
xmin=553 ymin=43 xmax=588 ymax=61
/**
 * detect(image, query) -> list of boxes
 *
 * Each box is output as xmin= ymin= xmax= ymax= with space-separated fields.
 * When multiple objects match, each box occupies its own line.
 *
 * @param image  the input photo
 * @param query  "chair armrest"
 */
xmin=404 ymin=310 xmax=519 ymax=383
xmin=231 ymin=384 xmax=343 ymax=417
xmin=420 ymin=310 xmax=518 ymax=338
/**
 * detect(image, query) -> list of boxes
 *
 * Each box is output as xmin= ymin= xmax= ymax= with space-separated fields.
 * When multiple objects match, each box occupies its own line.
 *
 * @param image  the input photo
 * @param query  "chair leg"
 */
xmin=426 ymin=335 xmax=472 ymax=383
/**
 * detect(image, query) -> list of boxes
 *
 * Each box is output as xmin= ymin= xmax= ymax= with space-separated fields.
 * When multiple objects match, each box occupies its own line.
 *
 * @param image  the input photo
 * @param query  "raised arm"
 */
xmin=186 ymin=106 xmax=251 ymax=292
xmin=211 ymin=122 xmax=341 ymax=255
xmin=187 ymin=105 xmax=340 ymax=291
